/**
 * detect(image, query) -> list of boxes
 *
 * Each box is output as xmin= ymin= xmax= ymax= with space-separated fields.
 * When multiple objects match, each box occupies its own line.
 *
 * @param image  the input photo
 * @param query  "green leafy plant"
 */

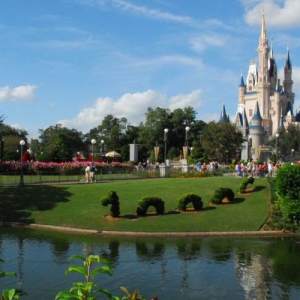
xmin=55 ymin=254 xmax=116 ymax=300
xmin=276 ymin=164 xmax=300 ymax=199
xmin=239 ymin=177 xmax=255 ymax=194
xmin=136 ymin=197 xmax=165 ymax=216
xmin=177 ymin=193 xmax=203 ymax=211
xmin=1 ymin=259 xmax=27 ymax=300
xmin=275 ymin=165 xmax=300 ymax=231
xmin=209 ymin=187 xmax=235 ymax=205
xmin=101 ymin=190 xmax=120 ymax=217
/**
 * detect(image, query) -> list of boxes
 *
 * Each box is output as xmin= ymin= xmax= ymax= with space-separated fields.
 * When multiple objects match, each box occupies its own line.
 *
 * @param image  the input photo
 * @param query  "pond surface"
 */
xmin=1 ymin=227 xmax=300 ymax=300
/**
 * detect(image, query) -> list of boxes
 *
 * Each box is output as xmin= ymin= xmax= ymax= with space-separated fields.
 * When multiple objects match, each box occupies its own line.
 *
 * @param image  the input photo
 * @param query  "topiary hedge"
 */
xmin=177 ymin=193 xmax=203 ymax=211
xmin=275 ymin=164 xmax=300 ymax=226
xmin=136 ymin=197 xmax=165 ymax=216
xmin=209 ymin=187 xmax=235 ymax=205
xmin=239 ymin=177 xmax=255 ymax=193
xmin=101 ymin=190 xmax=120 ymax=217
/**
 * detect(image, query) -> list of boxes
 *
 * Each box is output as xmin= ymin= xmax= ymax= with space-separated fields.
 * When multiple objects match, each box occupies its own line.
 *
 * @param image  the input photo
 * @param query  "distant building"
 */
xmin=232 ymin=11 xmax=300 ymax=161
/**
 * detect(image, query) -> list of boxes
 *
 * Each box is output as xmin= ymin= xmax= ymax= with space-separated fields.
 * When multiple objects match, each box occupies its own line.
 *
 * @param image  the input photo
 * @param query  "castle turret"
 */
xmin=239 ymin=73 xmax=246 ymax=104
xmin=249 ymin=101 xmax=265 ymax=161
xmin=283 ymin=47 xmax=292 ymax=93
xmin=219 ymin=103 xmax=230 ymax=123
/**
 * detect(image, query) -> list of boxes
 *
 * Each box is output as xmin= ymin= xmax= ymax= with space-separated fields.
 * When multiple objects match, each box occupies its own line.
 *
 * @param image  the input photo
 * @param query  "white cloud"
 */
xmin=189 ymin=34 xmax=226 ymax=52
xmin=168 ymin=90 xmax=202 ymax=111
xmin=70 ymin=0 xmax=198 ymax=27
xmin=244 ymin=0 xmax=300 ymax=28
xmin=58 ymin=89 xmax=203 ymax=132
xmin=0 ymin=85 xmax=37 ymax=101
xmin=113 ymin=0 xmax=195 ymax=25
xmin=127 ymin=55 xmax=203 ymax=70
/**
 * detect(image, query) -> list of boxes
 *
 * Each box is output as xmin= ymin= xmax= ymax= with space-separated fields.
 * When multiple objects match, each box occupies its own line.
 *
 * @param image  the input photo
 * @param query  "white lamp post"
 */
xmin=164 ymin=128 xmax=168 ymax=164
xmin=19 ymin=140 xmax=25 ymax=186
xmin=185 ymin=126 xmax=190 ymax=147
xmin=91 ymin=139 xmax=96 ymax=164
xmin=100 ymin=140 xmax=105 ymax=157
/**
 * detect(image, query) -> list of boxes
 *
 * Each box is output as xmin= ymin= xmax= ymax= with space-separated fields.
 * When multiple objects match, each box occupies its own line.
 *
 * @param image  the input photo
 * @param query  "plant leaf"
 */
xmin=90 ymin=266 xmax=113 ymax=277
xmin=66 ymin=266 xmax=88 ymax=276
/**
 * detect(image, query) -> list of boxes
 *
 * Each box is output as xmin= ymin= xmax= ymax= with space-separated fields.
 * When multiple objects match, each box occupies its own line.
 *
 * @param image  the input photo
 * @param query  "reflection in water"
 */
xmin=1 ymin=227 xmax=300 ymax=300
xmin=136 ymin=241 xmax=165 ymax=262
xmin=17 ymin=238 xmax=24 ymax=289
xmin=235 ymin=253 xmax=271 ymax=300
xmin=100 ymin=240 xmax=120 ymax=268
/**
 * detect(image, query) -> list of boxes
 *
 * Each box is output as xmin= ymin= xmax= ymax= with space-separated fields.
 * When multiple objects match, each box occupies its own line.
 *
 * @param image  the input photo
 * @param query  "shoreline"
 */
xmin=2 ymin=222 xmax=298 ymax=237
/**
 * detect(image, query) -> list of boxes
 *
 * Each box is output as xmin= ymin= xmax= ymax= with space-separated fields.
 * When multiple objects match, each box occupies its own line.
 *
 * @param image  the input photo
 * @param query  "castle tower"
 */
xmin=219 ymin=103 xmax=230 ymax=123
xmin=249 ymin=102 xmax=264 ymax=161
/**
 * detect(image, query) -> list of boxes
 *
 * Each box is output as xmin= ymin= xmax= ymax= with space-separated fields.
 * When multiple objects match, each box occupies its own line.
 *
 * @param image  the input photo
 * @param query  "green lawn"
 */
xmin=0 ymin=177 xmax=270 ymax=232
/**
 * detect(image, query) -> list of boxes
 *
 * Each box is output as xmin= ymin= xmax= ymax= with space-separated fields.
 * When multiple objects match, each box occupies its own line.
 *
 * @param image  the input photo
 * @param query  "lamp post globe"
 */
xmin=91 ymin=139 xmax=96 ymax=164
xmin=100 ymin=140 xmax=105 ymax=157
xmin=185 ymin=126 xmax=190 ymax=147
xmin=19 ymin=140 xmax=25 ymax=186
xmin=164 ymin=128 xmax=168 ymax=164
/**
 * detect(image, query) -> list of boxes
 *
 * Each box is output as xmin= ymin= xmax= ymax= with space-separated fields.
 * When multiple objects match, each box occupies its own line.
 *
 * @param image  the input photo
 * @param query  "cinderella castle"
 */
xmin=220 ymin=11 xmax=300 ymax=162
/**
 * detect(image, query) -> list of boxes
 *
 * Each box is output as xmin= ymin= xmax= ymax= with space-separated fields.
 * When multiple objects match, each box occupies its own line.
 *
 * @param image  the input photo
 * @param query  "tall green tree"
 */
xmin=137 ymin=107 xmax=171 ymax=161
xmin=137 ymin=106 xmax=199 ymax=161
xmin=278 ymin=124 xmax=300 ymax=160
xmin=87 ymin=115 xmax=133 ymax=161
xmin=36 ymin=124 xmax=85 ymax=162
xmin=0 ymin=124 xmax=28 ymax=161
xmin=201 ymin=122 xmax=243 ymax=163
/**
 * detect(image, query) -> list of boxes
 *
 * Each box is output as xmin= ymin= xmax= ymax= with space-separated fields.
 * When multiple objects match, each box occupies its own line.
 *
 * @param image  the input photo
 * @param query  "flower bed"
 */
xmin=0 ymin=161 xmax=134 ymax=175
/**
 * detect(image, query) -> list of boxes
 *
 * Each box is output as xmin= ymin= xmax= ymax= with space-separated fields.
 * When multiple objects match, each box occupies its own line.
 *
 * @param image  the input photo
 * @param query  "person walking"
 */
xmin=90 ymin=164 xmax=97 ymax=182
xmin=85 ymin=164 xmax=91 ymax=183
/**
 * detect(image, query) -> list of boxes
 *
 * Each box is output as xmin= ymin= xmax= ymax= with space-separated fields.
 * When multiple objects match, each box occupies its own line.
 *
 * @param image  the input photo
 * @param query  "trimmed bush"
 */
xmin=276 ymin=164 xmax=300 ymax=226
xmin=177 ymin=193 xmax=203 ymax=211
xmin=276 ymin=164 xmax=300 ymax=199
xmin=239 ymin=177 xmax=255 ymax=194
xmin=210 ymin=187 xmax=235 ymax=205
xmin=101 ymin=190 xmax=120 ymax=217
xmin=136 ymin=197 xmax=165 ymax=216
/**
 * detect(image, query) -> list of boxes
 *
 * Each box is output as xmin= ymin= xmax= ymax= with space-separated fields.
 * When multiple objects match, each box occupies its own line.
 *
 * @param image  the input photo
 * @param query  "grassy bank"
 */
xmin=0 ymin=177 xmax=270 ymax=232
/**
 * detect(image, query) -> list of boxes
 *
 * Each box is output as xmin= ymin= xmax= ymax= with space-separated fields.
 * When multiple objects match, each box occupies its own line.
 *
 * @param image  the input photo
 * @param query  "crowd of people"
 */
xmin=235 ymin=160 xmax=280 ymax=178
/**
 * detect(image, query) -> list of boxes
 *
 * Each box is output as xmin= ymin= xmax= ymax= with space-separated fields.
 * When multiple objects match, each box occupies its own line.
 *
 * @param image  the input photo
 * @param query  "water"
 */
xmin=1 ymin=227 xmax=300 ymax=300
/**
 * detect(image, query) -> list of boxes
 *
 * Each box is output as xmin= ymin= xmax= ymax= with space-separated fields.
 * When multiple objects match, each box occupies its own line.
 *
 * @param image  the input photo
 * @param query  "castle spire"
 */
xmin=261 ymin=8 xmax=267 ymax=41
xmin=239 ymin=72 xmax=245 ymax=87
xmin=251 ymin=101 xmax=263 ymax=123
xmin=219 ymin=102 xmax=229 ymax=123
xmin=285 ymin=42 xmax=291 ymax=70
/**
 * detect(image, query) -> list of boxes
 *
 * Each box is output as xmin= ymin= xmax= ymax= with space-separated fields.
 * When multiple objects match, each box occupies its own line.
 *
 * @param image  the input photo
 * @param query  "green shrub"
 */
xmin=276 ymin=164 xmax=300 ymax=199
xmin=101 ymin=190 xmax=120 ymax=217
xmin=210 ymin=187 xmax=235 ymax=205
xmin=177 ymin=193 xmax=203 ymax=211
xmin=275 ymin=164 xmax=300 ymax=228
xmin=136 ymin=197 xmax=165 ymax=216
xmin=239 ymin=177 xmax=255 ymax=194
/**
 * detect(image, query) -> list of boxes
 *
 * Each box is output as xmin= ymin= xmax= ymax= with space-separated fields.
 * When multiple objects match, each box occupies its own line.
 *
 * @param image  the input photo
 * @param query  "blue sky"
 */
xmin=0 ymin=0 xmax=299 ymax=140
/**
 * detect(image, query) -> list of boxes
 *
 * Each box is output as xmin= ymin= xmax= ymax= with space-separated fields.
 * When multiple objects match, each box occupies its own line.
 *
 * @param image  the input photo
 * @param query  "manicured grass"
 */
xmin=0 ymin=177 xmax=270 ymax=232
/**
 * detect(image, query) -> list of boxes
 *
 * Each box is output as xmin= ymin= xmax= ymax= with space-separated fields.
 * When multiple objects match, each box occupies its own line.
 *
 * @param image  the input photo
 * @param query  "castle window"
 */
xmin=249 ymin=87 xmax=252 ymax=91
xmin=249 ymin=80 xmax=252 ymax=84
xmin=249 ymin=109 xmax=253 ymax=117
